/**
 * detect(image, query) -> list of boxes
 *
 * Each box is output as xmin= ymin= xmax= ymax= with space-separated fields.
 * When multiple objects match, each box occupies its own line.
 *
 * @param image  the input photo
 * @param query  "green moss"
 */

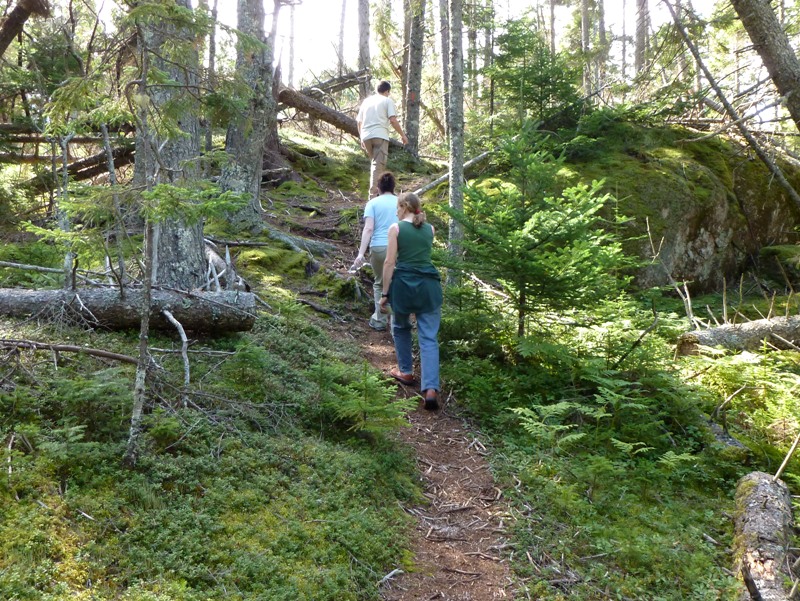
xmin=237 ymin=247 xmax=310 ymax=282
xmin=309 ymin=268 xmax=360 ymax=301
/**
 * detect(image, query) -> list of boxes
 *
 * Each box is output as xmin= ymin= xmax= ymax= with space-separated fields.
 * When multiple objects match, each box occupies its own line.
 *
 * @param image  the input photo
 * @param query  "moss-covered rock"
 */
xmin=560 ymin=122 xmax=800 ymax=292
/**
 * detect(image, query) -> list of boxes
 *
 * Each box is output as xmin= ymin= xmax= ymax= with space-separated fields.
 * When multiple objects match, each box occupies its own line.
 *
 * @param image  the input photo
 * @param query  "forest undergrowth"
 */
xmin=2 ymin=128 xmax=800 ymax=601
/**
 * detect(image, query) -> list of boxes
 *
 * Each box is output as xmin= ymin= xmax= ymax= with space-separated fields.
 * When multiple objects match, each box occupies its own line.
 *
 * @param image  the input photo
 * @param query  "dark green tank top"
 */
xmin=397 ymin=221 xmax=433 ymax=267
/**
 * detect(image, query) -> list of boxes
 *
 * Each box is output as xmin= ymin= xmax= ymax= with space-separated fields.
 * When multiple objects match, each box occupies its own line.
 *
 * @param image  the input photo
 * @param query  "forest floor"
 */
xmin=295 ymin=181 xmax=519 ymax=600
xmin=338 ymin=319 xmax=517 ymax=600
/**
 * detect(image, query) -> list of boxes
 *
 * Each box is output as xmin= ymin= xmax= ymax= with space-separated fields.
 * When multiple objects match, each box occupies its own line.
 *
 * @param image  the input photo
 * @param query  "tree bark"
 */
xmin=733 ymin=472 xmax=793 ymax=601
xmin=467 ymin=0 xmax=477 ymax=104
xmin=730 ymin=0 xmax=800 ymax=134
xmin=635 ymin=0 xmax=648 ymax=74
xmin=136 ymin=0 xmax=206 ymax=291
xmin=0 ymin=0 xmax=50 ymax=59
xmin=405 ymin=0 xmax=426 ymax=154
xmin=447 ymin=0 xmax=464 ymax=285
xmin=439 ymin=0 xmax=450 ymax=141
xmin=357 ymin=0 xmax=371 ymax=100
xmin=219 ymin=0 xmax=272 ymax=233
xmin=581 ymin=0 xmax=591 ymax=96
xmin=338 ymin=0 xmax=347 ymax=75
xmin=263 ymin=0 xmax=290 ymax=174
xmin=676 ymin=315 xmax=800 ymax=355
xmin=0 ymin=288 xmax=256 ymax=332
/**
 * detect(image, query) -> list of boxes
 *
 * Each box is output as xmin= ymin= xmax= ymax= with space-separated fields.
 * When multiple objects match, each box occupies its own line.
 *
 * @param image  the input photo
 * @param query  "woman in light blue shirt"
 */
xmin=352 ymin=172 xmax=398 ymax=330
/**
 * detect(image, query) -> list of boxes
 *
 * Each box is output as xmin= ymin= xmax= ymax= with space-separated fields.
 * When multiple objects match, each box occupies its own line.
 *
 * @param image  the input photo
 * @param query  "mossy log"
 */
xmin=676 ymin=316 xmax=800 ymax=355
xmin=0 ymin=288 xmax=256 ymax=332
xmin=734 ymin=472 xmax=793 ymax=601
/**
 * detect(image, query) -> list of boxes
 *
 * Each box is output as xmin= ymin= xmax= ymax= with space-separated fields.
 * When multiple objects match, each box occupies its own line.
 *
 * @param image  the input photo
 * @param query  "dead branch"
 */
xmin=162 ymin=309 xmax=190 ymax=407
xmin=412 ymin=150 xmax=492 ymax=196
xmin=0 ymin=338 xmax=137 ymax=364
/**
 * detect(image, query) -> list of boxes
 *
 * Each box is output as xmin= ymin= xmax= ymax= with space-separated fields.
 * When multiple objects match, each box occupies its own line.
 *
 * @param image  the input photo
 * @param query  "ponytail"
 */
xmin=401 ymin=192 xmax=426 ymax=228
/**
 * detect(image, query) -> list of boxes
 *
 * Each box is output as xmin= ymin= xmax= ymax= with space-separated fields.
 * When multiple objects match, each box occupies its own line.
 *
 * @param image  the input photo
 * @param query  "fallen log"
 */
xmin=0 ymin=288 xmax=256 ymax=333
xmin=276 ymin=69 xmax=369 ymax=110
xmin=277 ymin=86 xmax=403 ymax=149
xmin=733 ymin=472 xmax=793 ymax=601
xmin=24 ymin=145 xmax=135 ymax=194
xmin=676 ymin=315 xmax=800 ymax=355
xmin=412 ymin=150 xmax=492 ymax=196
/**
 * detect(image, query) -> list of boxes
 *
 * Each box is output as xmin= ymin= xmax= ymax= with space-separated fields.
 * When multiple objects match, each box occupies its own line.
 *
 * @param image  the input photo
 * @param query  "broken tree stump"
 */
xmin=0 ymin=288 xmax=256 ymax=333
xmin=734 ymin=471 xmax=793 ymax=601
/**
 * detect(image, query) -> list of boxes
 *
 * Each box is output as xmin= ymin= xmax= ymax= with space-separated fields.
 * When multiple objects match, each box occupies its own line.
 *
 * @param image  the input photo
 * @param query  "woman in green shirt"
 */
xmin=379 ymin=192 xmax=442 ymax=410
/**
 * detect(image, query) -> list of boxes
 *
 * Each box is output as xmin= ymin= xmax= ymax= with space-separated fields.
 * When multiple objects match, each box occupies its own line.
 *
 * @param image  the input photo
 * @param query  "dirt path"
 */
xmin=295 ymin=185 xmax=517 ymax=598
xmin=354 ymin=323 xmax=517 ymax=600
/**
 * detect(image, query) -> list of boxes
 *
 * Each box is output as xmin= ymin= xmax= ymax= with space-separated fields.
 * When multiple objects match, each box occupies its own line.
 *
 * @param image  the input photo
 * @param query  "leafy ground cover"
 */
xmin=3 ymin=126 xmax=800 ymax=601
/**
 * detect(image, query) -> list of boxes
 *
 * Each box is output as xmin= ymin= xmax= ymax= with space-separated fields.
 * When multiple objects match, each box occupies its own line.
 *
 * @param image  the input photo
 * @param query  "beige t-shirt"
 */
xmin=357 ymin=93 xmax=397 ymax=142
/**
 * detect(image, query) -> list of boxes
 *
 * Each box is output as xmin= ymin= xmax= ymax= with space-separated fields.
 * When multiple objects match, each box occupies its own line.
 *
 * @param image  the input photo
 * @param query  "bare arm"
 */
xmin=389 ymin=116 xmax=408 ymax=146
xmin=379 ymin=224 xmax=399 ymax=308
xmin=352 ymin=216 xmax=374 ymax=269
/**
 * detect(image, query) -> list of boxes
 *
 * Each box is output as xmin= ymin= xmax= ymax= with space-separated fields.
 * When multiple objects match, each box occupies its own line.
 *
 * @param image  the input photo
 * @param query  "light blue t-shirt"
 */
xmin=364 ymin=193 xmax=398 ymax=247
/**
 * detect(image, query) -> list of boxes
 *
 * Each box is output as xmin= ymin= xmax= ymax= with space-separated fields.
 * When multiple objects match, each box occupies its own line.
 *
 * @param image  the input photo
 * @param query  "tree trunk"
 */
xmin=0 ymin=0 xmax=50 ymax=59
xmin=402 ymin=0 xmax=411 ymax=99
xmin=635 ymin=0 xmax=648 ymax=74
xmin=263 ymin=0 xmax=290 ymax=173
xmin=730 ymin=0 xmax=800 ymax=134
xmin=338 ymin=0 xmax=347 ymax=75
xmin=676 ymin=315 xmax=800 ymax=355
xmin=288 ymin=3 xmax=295 ymax=87
xmin=357 ymin=0 xmax=371 ymax=99
xmin=447 ymin=0 xmax=464 ymax=285
xmin=733 ymin=472 xmax=793 ymax=601
xmin=622 ymin=0 xmax=628 ymax=80
xmin=581 ymin=0 xmax=591 ymax=97
xmin=136 ymin=0 xmax=205 ymax=291
xmin=219 ymin=0 xmax=272 ymax=233
xmin=405 ymin=0 xmax=426 ymax=154
xmin=0 ymin=288 xmax=256 ymax=332
xmin=482 ymin=0 xmax=493 ymax=102
xmin=467 ymin=0 xmax=477 ymax=104
xmin=597 ymin=0 xmax=608 ymax=96
xmin=439 ymin=0 xmax=450 ymax=141
xmin=202 ymin=0 xmax=218 ymax=164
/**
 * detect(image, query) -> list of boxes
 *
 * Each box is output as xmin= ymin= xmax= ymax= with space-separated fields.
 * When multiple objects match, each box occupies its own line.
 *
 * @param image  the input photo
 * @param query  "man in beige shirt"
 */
xmin=357 ymin=81 xmax=408 ymax=198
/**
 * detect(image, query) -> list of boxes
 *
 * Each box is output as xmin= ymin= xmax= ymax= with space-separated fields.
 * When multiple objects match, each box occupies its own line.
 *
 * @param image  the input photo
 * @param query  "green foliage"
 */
xmin=0 ymin=288 xmax=418 ymax=600
xmin=307 ymin=361 xmax=415 ymax=434
xmin=488 ymin=16 xmax=582 ymax=129
xmin=441 ymin=289 xmax=745 ymax=599
xmin=142 ymin=183 xmax=248 ymax=224
xmin=0 ymin=241 xmax=63 ymax=287
xmin=449 ymin=128 xmax=630 ymax=337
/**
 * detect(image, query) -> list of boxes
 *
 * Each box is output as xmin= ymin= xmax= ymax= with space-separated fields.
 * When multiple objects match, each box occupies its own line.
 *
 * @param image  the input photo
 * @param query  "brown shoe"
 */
xmin=390 ymin=367 xmax=415 ymax=385
xmin=423 ymin=390 xmax=439 ymax=411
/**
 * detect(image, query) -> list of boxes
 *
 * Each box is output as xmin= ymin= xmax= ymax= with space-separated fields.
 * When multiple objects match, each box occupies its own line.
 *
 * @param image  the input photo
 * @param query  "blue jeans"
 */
xmin=392 ymin=308 xmax=440 ymax=392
